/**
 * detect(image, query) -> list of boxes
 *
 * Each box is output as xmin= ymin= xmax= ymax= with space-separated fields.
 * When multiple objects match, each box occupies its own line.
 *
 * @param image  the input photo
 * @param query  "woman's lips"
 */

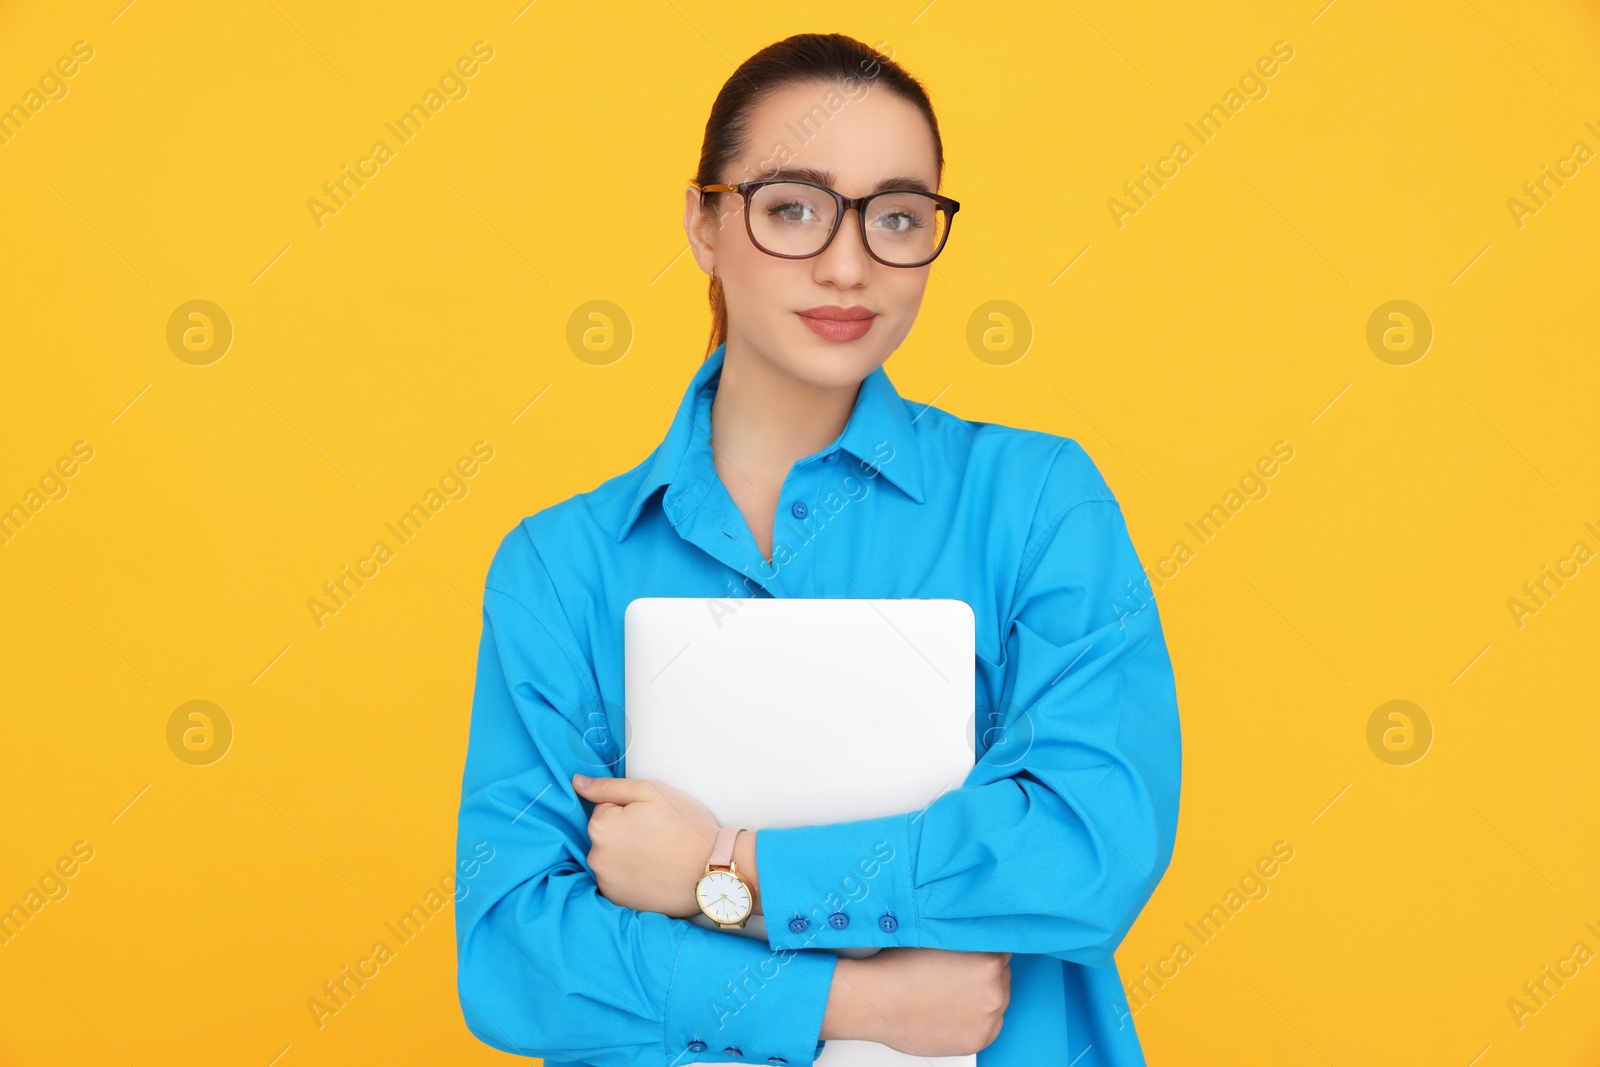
xmin=797 ymin=308 xmax=877 ymax=342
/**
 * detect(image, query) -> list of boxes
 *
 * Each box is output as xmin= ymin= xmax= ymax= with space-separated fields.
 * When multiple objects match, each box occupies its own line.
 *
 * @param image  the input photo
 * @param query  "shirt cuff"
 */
xmin=664 ymin=920 xmax=839 ymax=1065
xmin=756 ymin=811 xmax=918 ymax=951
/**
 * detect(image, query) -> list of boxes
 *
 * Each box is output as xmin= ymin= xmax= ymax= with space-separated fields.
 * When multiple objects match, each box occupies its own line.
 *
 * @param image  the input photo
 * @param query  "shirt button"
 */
xmin=823 ymin=451 xmax=837 ymax=463
xmin=768 ymin=1059 xmax=788 ymax=1065
xmin=723 ymin=1047 xmax=742 ymax=1057
xmin=790 ymin=500 xmax=808 ymax=518
xmin=828 ymin=911 xmax=849 ymax=929
xmin=788 ymin=916 xmax=809 ymax=933
xmin=878 ymin=912 xmax=898 ymax=933
xmin=687 ymin=1040 xmax=707 ymax=1052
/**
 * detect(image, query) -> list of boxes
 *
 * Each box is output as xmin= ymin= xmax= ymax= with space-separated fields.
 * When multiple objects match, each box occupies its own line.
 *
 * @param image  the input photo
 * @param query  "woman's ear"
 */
xmin=683 ymin=185 xmax=720 ymax=277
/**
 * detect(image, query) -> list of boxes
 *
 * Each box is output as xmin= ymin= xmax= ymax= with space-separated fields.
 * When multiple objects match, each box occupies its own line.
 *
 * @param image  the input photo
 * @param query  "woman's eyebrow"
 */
xmin=768 ymin=164 xmax=934 ymax=194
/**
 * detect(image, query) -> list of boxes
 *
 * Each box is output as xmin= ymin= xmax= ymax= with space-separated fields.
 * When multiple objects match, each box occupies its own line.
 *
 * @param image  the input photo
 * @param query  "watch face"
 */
xmin=696 ymin=870 xmax=752 ymax=923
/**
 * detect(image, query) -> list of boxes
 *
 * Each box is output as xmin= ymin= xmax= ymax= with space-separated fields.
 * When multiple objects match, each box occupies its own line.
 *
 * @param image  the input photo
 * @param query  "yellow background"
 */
xmin=2 ymin=1 xmax=1597 ymax=1063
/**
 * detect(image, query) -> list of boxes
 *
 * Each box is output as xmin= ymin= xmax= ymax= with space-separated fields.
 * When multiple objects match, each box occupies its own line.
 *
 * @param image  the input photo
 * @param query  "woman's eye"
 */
xmin=874 ymin=211 xmax=925 ymax=233
xmin=769 ymin=200 xmax=818 ymax=223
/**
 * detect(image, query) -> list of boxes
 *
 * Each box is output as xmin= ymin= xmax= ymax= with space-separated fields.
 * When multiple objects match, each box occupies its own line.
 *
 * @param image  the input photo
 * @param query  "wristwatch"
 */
xmin=695 ymin=825 xmax=755 ymax=929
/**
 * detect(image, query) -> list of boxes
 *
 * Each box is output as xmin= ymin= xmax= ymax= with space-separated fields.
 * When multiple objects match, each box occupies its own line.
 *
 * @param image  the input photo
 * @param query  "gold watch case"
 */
xmin=695 ymin=863 xmax=754 ymax=928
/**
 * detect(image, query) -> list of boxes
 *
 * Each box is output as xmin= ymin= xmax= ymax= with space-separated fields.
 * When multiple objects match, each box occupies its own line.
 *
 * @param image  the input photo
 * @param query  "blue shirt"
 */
xmin=455 ymin=341 xmax=1182 ymax=1067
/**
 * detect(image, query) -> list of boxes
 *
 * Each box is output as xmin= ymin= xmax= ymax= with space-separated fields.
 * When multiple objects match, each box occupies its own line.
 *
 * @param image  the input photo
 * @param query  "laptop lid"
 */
xmin=623 ymin=596 xmax=978 ymax=1067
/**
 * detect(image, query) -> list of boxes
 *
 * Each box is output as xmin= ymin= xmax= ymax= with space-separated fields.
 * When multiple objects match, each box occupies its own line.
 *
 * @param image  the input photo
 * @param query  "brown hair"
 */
xmin=690 ymin=33 xmax=946 ymax=357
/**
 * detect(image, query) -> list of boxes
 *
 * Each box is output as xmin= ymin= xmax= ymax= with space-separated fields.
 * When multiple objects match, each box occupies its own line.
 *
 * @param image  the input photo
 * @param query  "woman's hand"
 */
xmin=572 ymin=773 xmax=719 ymax=919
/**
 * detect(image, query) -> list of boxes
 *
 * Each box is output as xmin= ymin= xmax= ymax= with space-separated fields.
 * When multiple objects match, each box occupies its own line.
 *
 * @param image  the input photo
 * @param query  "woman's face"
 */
xmin=685 ymin=81 xmax=943 ymax=390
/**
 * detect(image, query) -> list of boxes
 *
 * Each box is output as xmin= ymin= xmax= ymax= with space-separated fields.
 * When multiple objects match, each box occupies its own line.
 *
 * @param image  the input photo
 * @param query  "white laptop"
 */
xmin=624 ymin=596 xmax=978 ymax=1067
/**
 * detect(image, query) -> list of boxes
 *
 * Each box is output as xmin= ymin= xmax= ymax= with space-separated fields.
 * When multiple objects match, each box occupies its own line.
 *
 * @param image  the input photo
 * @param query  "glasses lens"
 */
xmin=745 ymin=183 xmax=949 ymax=265
xmin=747 ymin=182 xmax=837 ymax=257
xmin=864 ymin=190 xmax=949 ymax=266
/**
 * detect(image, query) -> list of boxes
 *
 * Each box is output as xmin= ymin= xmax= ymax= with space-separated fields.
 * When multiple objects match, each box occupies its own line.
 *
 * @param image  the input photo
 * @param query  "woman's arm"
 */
xmin=455 ymin=528 xmax=838 ymax=1067
xmin=752 ymin=442 xmax=1183 ymax=968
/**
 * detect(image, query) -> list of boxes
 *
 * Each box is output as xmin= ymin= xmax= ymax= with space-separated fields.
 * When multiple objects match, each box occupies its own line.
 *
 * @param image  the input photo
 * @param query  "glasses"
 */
xmin=693 ymin=178 xmax=960 ymax=268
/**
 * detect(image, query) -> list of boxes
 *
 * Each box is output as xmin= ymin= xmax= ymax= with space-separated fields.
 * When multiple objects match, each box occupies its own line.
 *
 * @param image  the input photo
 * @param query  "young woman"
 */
xmin=455 ymin=33 xmax=1181 ymax=1067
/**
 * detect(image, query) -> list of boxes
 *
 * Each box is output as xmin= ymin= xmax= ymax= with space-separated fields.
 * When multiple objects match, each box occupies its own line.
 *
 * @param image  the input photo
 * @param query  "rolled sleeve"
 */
xmin=456 ymin=526 xmax=839 ymax=1066
xmin=756 ymin=442 xmax=1182 ymax=968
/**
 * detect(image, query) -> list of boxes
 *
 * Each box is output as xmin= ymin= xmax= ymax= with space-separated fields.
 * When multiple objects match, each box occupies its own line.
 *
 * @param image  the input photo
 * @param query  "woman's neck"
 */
xmin=708 ymin=339 xmax=865 ymax=565
xmin=709 ymin=341 xmax=861 ymax=485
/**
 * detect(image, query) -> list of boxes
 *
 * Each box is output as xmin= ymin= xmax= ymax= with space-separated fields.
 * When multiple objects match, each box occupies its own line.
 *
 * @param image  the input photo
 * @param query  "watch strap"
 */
xmin=708 ymin=825 xmax=744 ymax=869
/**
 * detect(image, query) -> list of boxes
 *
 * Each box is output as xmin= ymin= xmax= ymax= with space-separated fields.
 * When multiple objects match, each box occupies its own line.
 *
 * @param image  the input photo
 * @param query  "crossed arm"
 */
xmin=563 ymin=778 xmax=1011 ymax=1055
xmin=455 ymin=493 xmax=1181 ymax=1066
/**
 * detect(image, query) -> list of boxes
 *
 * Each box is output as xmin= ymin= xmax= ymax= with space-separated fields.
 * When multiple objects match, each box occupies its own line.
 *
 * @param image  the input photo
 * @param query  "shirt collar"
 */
xmin=615 ymin=341 xmax=926 ymax=544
